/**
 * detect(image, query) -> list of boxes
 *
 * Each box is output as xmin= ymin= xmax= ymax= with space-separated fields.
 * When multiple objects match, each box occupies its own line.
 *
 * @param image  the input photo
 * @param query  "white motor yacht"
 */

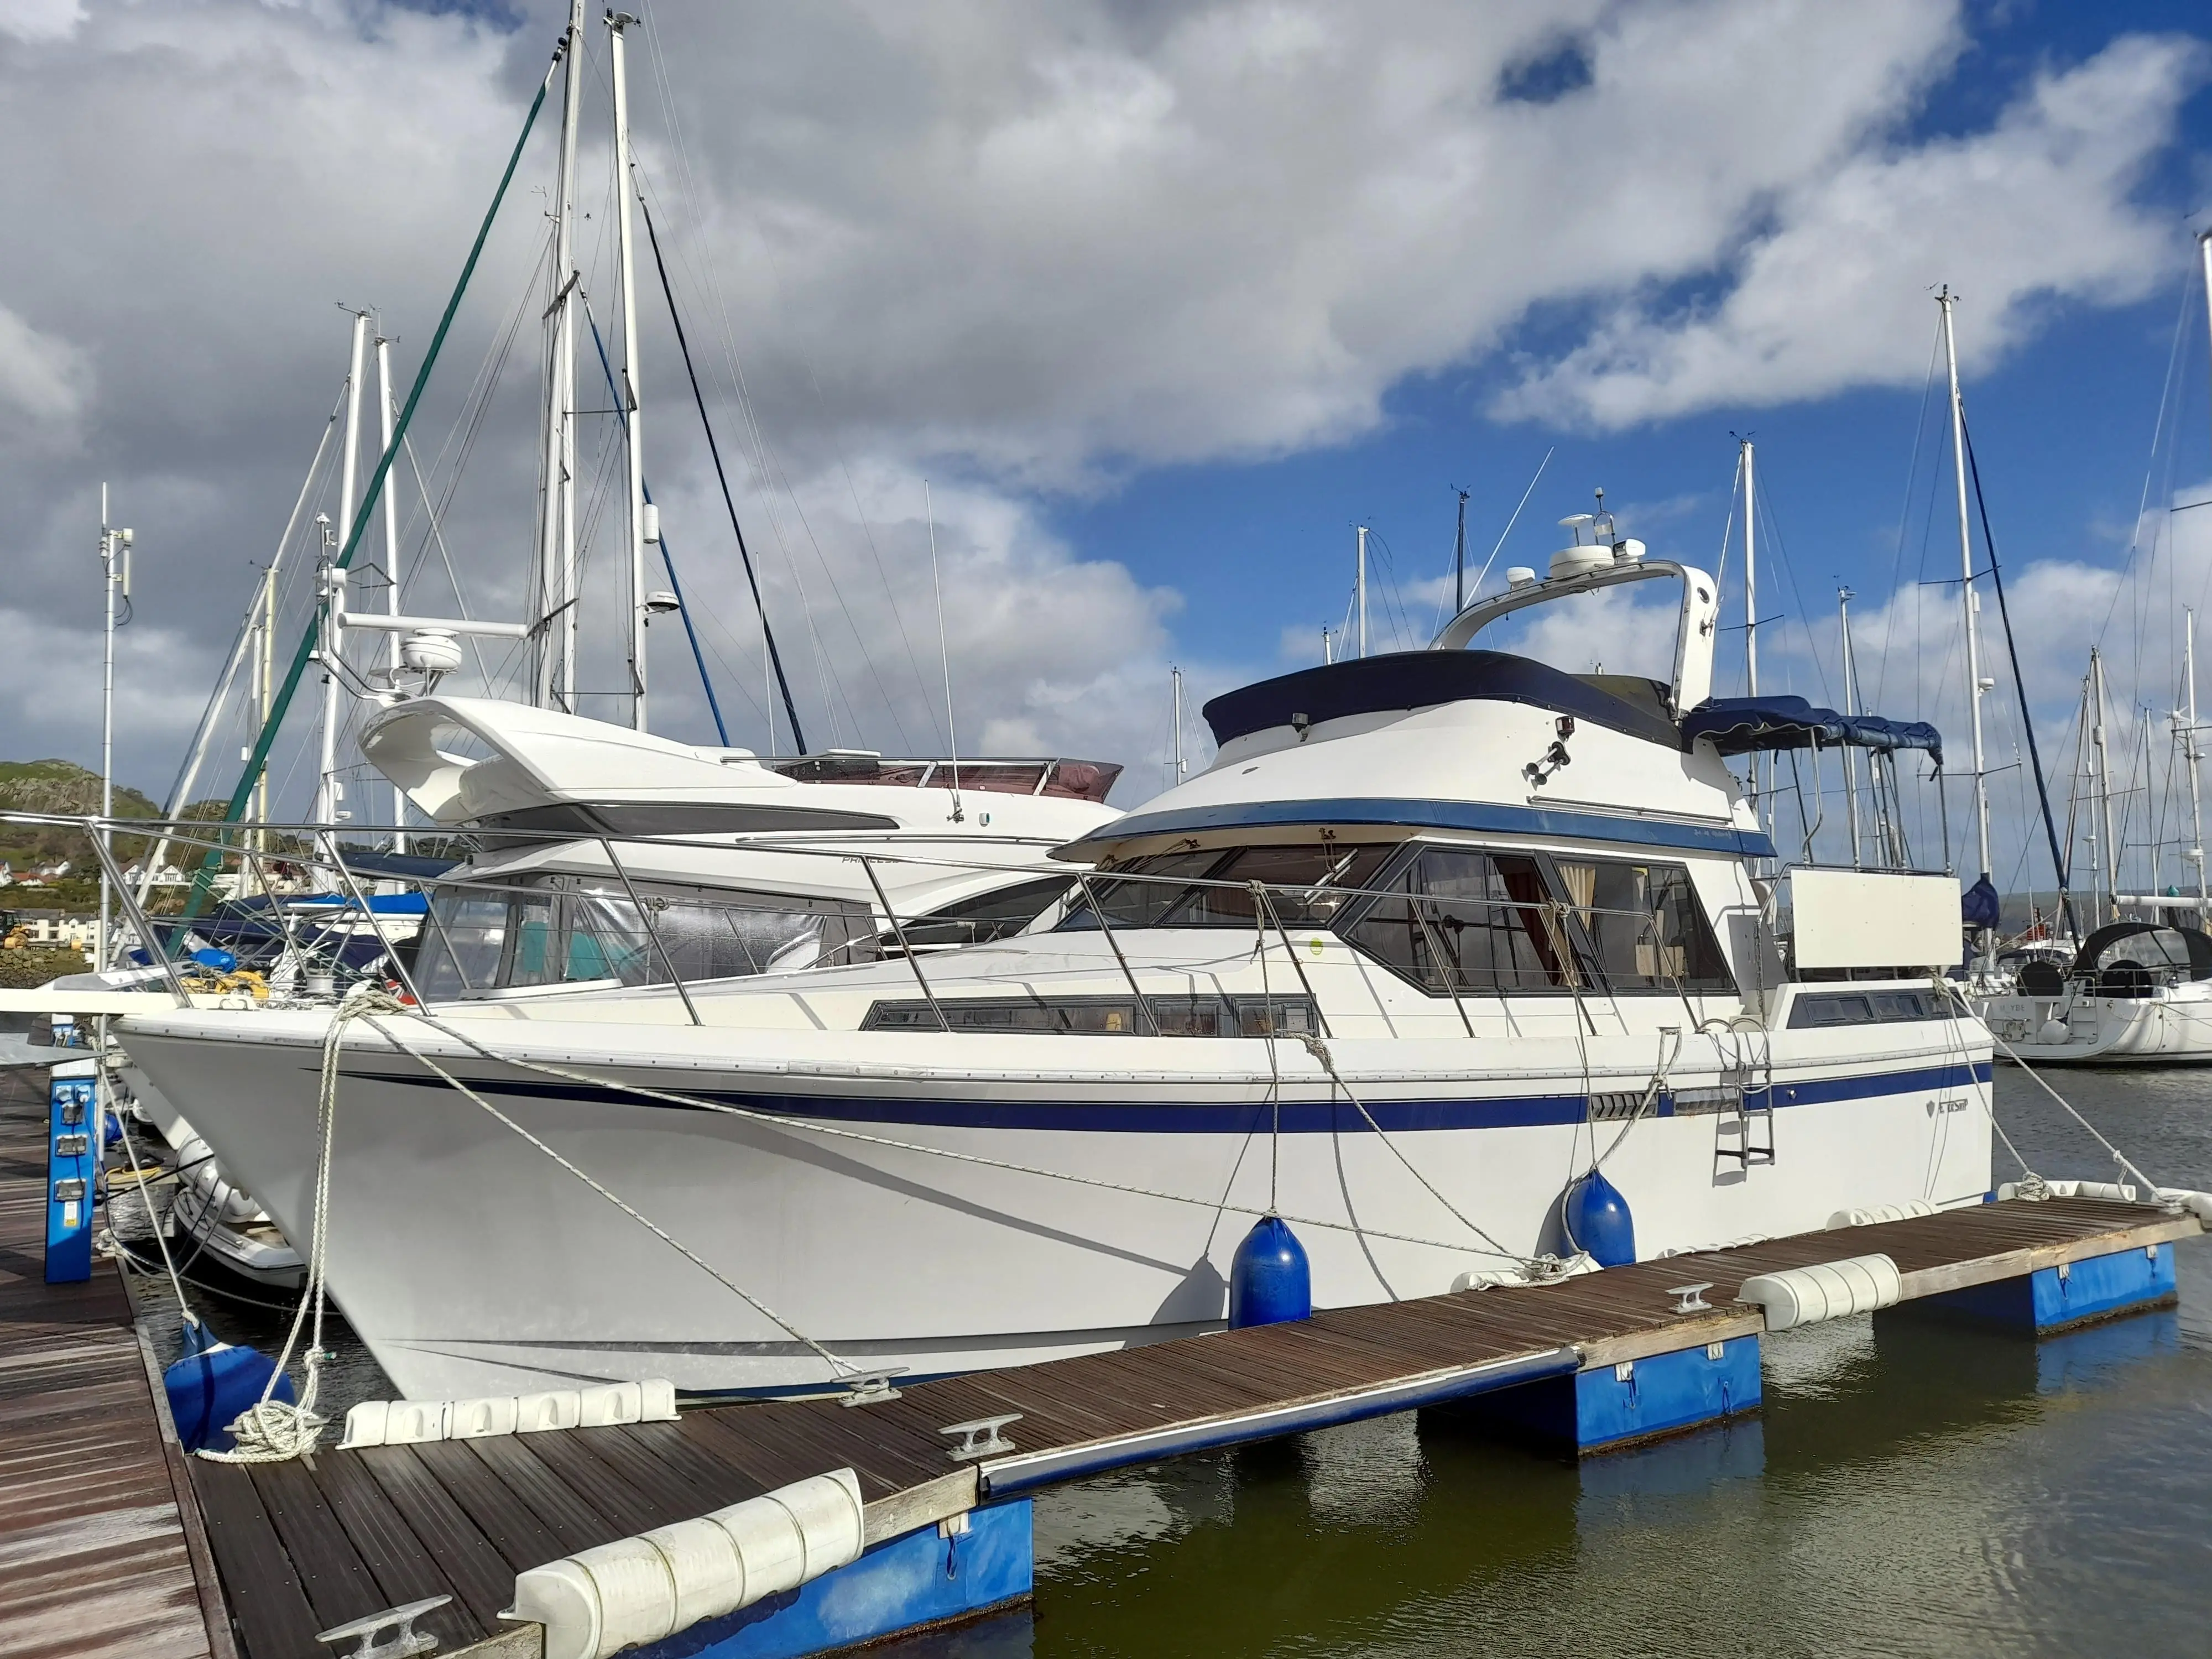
xmin=116 ymin=695 xmax=1122 ymax=1300
xmin=118 ymin=535 xmax=1992 ymax=1404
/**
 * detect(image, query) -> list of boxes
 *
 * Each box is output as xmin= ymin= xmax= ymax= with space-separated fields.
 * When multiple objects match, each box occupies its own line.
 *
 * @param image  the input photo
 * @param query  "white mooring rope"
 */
xmin=198 ymin=988 xmax=387 ymax=1462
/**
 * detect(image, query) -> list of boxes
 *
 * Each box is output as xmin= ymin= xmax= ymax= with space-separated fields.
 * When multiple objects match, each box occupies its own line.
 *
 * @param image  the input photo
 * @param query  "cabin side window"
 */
xmin=1338 ymin=848 xmax=1581 ymax=994
xmin=414 ymin=878 xmax=879 ymax=1000
xmin=899 ymin=875 xmax=1079 ymax=948
xmin=862 ymin=992 xmax=1318 ymax=1036
xmin=1552 ymin=857 xmax=1735 ymax=993
xmin=1062 ymin=844 xmax=1392 ymax=931
xmin=1786 ymin=989 xmax=1938 ymax=1028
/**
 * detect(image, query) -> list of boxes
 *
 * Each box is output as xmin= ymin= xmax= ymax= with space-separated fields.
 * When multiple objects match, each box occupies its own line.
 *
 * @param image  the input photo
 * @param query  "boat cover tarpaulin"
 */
xmin=1681 ymin=696 xmax=1943 ymax=766
xmin=1204 ymin=651 xmax=1683 ymax=749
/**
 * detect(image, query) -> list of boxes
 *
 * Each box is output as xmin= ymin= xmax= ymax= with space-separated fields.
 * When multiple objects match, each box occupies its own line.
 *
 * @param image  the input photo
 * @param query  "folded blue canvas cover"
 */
xmin=1681 ymin=695 xmax=1943 ymax=767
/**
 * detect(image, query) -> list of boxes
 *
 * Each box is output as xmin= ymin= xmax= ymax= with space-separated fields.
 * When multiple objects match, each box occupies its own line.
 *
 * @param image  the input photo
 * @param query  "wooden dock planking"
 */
xmin=192 ymin=1462 xmax=326 ymax=1659
xmin=0 ymin=1067 xmax=222 ymax=1659
xmin=308 ymin=1451 xmax=488 ymax=1651
xmin=345 ymin=1446 xmax=521 ymax=1630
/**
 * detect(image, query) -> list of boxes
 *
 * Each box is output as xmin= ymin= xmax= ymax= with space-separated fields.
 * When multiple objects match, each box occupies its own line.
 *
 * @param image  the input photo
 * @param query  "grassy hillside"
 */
xmin=0 ymin=760 xmax=163 ymax=905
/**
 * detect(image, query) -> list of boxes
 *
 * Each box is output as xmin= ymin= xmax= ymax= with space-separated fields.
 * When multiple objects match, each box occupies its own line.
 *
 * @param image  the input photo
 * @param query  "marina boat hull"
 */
xmin=1979 ymin=921 xmax=2212 ymax=1065
xmin=1981 ymin=985 xmax=2212 ymax=1065
xmin=121 ymin=1004 xmax=1992 ymax=1402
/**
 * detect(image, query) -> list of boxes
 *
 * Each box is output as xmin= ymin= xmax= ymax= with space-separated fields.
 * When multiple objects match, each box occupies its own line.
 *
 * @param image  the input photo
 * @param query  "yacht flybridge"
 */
xmin=360 ymin=695 xmax=1123 ymax=996
xmin=116 ymin=526 xmax=1991 ymax=1403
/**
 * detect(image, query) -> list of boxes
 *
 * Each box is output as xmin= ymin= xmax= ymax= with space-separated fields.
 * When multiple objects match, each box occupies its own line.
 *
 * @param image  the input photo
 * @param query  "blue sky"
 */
xmin=1063 ymin=0 xmax=2212 ymax=708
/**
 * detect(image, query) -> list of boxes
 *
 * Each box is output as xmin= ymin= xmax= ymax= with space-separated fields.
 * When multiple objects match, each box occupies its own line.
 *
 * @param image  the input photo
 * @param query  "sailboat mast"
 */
xmin=374 ymin=332 xmax=408 ymax=853
xmin=1452 ymin=488 xmax=1469 ymax=616
xmin=1171 ymin=665 xmax=1186 ymax=786
xmin=258 ymin=561 xmax=274 ymax=849
xmin=2194 ymin=228 xmax=2212 ymax=916
xmin=319 ymin=308 xmax=369 ymax=827
xmin=538 ymin=1 xmax=586 ymax=712
xmin=1739 ymin=438 xmax=1764 ymax=821
xmin=609 ymin=11 xmax=649 ymax=732
xmin=2188 ymin=611 xmax=2208 ymax=918
xmin=1838 ymin=587 xmax=1863 ymax=867
xmin=1742 ymin=440 xmax=1757 ymax=700
xmin=2091 ymin=647 xmax=2117 ymax=921
xmin=1356 ymin=525 xmax=1369 ymax=659
xmin=1938 ymin=289 xmax=1994 ymax=906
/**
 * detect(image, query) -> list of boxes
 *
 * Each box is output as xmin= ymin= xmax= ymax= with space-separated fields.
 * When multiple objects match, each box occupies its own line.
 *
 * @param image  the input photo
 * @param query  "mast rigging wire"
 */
xmin=1961 ymin=413 xmax=2074 ymax=939
xmin=1462 ymin=447 xmax=1554 ymax=615
xmin=635 ymin=190 xmax=806 ymax=751
xmin=580 ymin=305 xmax=732 ymax=744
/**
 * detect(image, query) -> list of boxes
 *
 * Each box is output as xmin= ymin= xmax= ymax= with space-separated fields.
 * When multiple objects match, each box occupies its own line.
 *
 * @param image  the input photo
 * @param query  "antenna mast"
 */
xmin=97 ymin=489 xmax=131 ymax=973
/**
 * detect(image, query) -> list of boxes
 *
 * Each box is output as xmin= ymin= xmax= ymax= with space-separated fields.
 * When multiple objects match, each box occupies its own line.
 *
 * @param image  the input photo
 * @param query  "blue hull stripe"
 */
xmin=346 ymin=1060 xmax=1989 ymax=1134
xmin=1056 ymin=796 xmax=1776 ymax=860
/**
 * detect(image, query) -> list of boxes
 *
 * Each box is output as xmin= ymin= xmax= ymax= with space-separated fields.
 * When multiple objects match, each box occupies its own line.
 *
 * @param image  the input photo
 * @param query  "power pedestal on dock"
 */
xmin=44 ymin=1059 xmax=97 ymax=1284
xmin=1897 ymin=1242 xmax=2178 ymax=1335
xmin=1458 ymin=1335 xmax=1763 ymax=1455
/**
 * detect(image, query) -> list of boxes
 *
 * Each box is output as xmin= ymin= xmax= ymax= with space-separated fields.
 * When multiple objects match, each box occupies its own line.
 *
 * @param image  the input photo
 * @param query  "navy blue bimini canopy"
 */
xmin=1681 ymin=696 xmax=1943 ymax=767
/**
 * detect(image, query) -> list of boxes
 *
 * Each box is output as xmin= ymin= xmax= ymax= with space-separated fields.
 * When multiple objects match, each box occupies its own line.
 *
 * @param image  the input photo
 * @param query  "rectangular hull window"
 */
xmin=862 ymin=993 xmax=1317 ymax=1036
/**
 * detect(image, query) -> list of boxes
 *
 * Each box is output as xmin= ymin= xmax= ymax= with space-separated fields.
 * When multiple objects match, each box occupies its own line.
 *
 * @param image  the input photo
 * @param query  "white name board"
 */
xmin=1790 ymin=869 xmax=1958 ymax=971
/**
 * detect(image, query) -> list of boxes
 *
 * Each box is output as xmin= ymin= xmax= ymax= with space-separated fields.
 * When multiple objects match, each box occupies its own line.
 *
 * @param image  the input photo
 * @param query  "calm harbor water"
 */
xmin=122 ymin=1068 xmax=2212 ymax=1657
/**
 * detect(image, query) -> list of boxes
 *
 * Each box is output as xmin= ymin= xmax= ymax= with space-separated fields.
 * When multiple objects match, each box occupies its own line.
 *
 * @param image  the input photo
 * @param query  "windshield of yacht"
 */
xmin=1056 ymin=838 xmax=1735 ymax=998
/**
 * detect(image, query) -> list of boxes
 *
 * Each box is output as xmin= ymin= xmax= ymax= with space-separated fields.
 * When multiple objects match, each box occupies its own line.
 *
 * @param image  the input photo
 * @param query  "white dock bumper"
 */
xmin=1738 ymin=1254 xmax=1902 ymax=1332
xmin=510 ymin=1468 xmax=865 ymax=1659
xmin=1826 ymin=1201 xmax=1937 ymax=1229
xmin=338 ymin=1379 xmax=677 ymax=1448
xmin=1998 ymin=1178 xmax=2212 ymax=1224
